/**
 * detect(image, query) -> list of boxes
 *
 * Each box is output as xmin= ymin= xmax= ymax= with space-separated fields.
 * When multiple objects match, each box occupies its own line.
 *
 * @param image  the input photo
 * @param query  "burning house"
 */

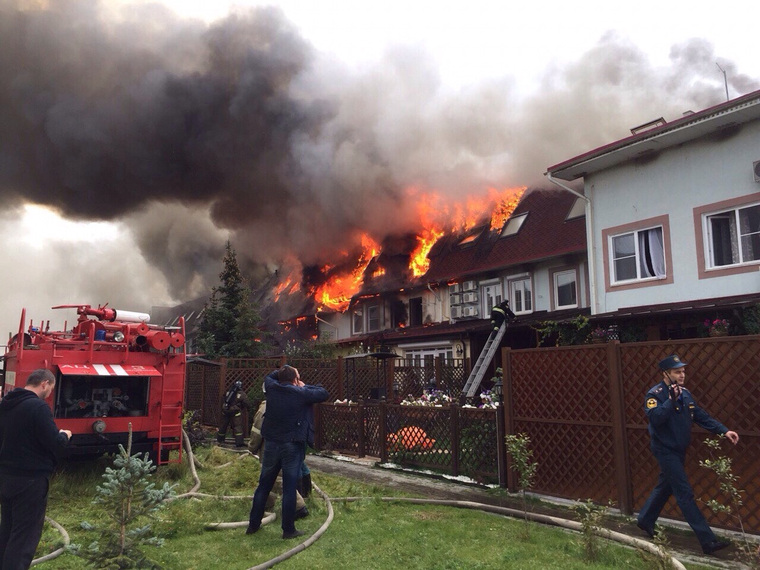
xmin=274 ymin=186 xmax=589 ymax=366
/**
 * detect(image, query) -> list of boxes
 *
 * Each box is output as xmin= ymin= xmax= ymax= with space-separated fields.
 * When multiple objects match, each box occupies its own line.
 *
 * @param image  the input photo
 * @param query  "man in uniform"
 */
xmin=637 ymin=354 xmax=739 ymax=555
xmin=490 ymin=299 xmax=516 ymax=332
xmin=217 ymin=380 xmax=252 ymax=448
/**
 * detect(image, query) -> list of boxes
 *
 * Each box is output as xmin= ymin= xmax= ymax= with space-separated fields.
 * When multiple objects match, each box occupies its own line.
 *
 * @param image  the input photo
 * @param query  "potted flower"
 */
xmin=705 ymin=318 xmax=730 ymax=337
xmin=591 ymin=326 xmax=607 ymax=343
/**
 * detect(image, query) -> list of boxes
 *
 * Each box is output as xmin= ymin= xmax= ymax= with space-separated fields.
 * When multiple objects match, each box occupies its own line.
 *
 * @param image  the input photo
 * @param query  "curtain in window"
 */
xmin=739 ymin=205 xmax=760 ymax=262
xmin=638 ymin=228 xmax=665 ymax=278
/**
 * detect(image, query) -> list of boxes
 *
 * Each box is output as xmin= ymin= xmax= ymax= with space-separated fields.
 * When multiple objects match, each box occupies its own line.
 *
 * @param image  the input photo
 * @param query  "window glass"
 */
xmin=352 ymin=306 xmax=363 ymax=334
xmin=611 ymin=226 xmax=665 ymax=283
xmin=706 ymin=204 xmax=760 ymax=267
xmin=367 ymin=305 xmax=381 ymax=332
xmin=555 ymin=270 xmax=577 ymax=309
xmin=509 ymin=278 xmax=532 ymax=314
xmin=481 ymin=283 xmax=502 ymax=316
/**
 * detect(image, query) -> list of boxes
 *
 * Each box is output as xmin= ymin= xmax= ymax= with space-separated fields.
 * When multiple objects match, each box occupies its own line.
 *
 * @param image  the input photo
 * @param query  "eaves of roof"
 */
xmin=590 ymin=292 xmax=760 ymax=321
xmin=547 ymin=88 xmax=760 ymax=181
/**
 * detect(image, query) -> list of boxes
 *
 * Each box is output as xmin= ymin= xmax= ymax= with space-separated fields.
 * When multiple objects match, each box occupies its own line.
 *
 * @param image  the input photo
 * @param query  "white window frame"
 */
xmin=552 ymin=268 xmax=578 ymax=310
xmin=501 ymin=213 xmax=528 ymax=237
xmin=367 ymin=304 xmax=382 ymax=332
xmin=352 ymin=306 xmax=363 ymax=335
xmin=401 ymin=344 xmax=454 ymax=364
xmin=602 ymin=215 xmax=673 ymax=292
xmin=480 ymin=281 xmax=502 ymax=316
xmin=608 ymin=225 xmax=666 ymax=285
xmin=508 ymin=276 xmax=533 ymax=315
xmin=703 ymin=201 xmax=760 ymax=269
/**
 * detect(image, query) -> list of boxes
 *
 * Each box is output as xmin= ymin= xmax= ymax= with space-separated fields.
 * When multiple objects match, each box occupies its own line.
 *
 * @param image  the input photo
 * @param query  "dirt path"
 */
xmin=307 ymin=453 xmax=741 ymax=569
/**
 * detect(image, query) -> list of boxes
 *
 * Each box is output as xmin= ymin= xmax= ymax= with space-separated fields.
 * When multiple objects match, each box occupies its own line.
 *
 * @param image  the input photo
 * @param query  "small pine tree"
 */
xmin=71 ymin=427 xmax=176 ymax=568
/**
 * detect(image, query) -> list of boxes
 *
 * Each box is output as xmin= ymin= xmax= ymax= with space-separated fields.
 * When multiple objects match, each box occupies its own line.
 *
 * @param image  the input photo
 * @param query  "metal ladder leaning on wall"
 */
xmin=462 ymin=322 xmax=507 ymax=400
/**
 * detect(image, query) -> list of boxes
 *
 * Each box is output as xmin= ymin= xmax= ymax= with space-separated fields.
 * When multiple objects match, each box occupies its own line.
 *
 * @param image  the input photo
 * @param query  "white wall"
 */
xmin=588 ymin=120 xmax=760 ymax=313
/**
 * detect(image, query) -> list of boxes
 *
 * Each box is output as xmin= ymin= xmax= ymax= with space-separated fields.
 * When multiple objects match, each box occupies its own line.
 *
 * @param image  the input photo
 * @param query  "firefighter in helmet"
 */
xmin=490 ymin=299 xmax=516 ymax=332
xmin=217 ymin=380 xmax=252 ymax=447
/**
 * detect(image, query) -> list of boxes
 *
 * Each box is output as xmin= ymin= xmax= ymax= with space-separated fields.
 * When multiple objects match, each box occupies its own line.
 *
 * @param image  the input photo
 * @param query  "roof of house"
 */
xmin=420 ymin=188 xmax=586 ymax=284
xmin=547 ymin=88 xmax=760 ymax=181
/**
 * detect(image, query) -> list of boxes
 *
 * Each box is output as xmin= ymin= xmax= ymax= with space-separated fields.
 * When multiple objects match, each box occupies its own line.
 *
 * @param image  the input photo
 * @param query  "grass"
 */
xmin=35 ymin=445 xmax=713 ymax=569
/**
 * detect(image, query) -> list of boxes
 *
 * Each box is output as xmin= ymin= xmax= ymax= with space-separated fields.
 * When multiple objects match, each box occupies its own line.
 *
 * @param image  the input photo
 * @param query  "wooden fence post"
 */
xmin=357 ymin=401 xmax=366 ymax=457
xmin=450 ymin=403 xmax=460 ymax=477
xmin=337 ymin=356 xmax=344 ymax=400
xmin=501 ymin=346 xmax=516 ymax=492
xmin=379 ymin=401 xmax=388 ymax=463
xmin=607 ymin=340 xmax=633 ymax=514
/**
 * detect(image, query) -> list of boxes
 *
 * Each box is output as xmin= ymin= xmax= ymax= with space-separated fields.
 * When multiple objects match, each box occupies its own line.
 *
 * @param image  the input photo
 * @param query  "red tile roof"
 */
xmin=422 ymin=188 xmax=586 ymax=283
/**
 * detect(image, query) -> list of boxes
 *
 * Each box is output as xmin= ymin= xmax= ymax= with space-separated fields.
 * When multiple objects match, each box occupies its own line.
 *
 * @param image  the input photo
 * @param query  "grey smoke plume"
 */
xmin=0 ymin=0 xmax=757 ymax=312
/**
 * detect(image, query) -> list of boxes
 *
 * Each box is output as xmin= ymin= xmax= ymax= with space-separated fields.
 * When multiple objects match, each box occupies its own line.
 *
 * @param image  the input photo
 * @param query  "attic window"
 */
xmin=566 ymin=198 xmax=586 ymax=220
xmin=630 ymin=117 xmax=666 ymax=135
xmin=458 ymin=227 xmax=484 ymax=247
xmin=501 ymin=213 xmax=528 ymax=237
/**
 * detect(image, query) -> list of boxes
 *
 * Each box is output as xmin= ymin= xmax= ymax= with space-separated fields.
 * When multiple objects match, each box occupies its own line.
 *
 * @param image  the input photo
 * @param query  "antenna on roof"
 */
xmin=716 ymin=62 xmax=729 ymax=102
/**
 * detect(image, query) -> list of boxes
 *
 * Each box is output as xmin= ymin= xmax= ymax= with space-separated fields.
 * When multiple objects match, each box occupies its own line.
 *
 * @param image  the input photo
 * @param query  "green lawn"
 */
xmin=35 ymin=446 xmax=712 ymax=569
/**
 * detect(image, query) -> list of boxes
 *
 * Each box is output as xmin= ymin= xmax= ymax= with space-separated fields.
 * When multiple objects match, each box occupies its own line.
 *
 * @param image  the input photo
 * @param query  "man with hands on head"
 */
xmin=246 ymin=365 xmax=328 ymax=539
xmin=637 ymin=354 xmax=739 ymax=555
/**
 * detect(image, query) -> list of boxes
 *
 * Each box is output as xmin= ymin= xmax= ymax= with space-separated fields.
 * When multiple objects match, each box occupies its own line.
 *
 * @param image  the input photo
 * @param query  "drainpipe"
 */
xmin=545 ymin=173 xmax=597 ymax=315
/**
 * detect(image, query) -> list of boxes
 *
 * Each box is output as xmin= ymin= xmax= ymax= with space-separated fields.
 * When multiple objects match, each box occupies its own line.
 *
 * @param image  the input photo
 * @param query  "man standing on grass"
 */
xmin=246 ymin=365 xmax=328 ymax=539
xmin=0 ymin=369 xmax=71 ymax=569
xmin=637 ymin=354 xmax=738 ymax=555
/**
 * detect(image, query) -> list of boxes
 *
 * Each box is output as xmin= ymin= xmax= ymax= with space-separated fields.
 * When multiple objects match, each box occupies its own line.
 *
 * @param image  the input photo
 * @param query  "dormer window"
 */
xmin=500 ymin=213 xmax=528 ymax=237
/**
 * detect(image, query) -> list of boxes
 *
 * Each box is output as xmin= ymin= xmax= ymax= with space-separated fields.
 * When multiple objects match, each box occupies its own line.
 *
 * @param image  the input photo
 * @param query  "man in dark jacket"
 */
xmin=217 ymin=380 xmax=252 ymax=447
xmin=637 ymin=355 xmax=738 ymax=555
xmin=490 ymin=300 xmax=516 ymax=332
xmin=247 ymin=366 xmax=328 ymax=539
xmin=0 ymin=369 xmax=71 ymax=569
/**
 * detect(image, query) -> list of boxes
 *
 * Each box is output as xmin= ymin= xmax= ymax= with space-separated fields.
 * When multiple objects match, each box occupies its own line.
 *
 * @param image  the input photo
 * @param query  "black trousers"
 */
xmin=0 ymin=475 xmax=49 ymax=570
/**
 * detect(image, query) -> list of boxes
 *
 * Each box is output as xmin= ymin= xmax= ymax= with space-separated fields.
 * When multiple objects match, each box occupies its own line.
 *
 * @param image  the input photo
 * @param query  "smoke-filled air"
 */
xmin=0 ymin=0 xmax=757 ymax=331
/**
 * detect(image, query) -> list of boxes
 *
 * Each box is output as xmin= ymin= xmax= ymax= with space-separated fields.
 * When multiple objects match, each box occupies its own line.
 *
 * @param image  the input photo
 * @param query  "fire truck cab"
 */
xmin=1 ymin=304 xmax=186 ymax=464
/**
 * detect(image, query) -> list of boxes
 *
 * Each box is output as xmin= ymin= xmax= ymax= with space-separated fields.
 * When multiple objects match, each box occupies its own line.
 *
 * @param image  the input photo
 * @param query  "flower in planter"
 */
xmin=705 ymin=318 xmax=730 ymax=336
xmin=590 ymin=327 xmax=607 ymax=342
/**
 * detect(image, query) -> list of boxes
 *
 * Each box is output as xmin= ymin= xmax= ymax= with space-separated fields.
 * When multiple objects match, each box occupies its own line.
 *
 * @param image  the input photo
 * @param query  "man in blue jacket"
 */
xmin=246 ymin=365 xmax=328 ymax=539
xmin=637 ymin=355 xmax=738 ymax=555
xmin=0 ymin=369 xmax=71 ymax=569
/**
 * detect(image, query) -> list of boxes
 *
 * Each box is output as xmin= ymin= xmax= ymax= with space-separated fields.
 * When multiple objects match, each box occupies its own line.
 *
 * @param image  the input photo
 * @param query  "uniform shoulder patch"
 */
xmin=646 ymin=398 xmax=658 ymax=409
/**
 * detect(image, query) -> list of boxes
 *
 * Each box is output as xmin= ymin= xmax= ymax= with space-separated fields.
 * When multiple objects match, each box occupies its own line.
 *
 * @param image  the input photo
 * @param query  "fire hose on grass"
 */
xmin=35 ymin=431 xmax=688 ymax=570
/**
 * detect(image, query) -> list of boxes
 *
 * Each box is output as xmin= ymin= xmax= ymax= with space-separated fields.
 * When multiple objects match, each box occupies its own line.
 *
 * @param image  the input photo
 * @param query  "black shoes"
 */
xmin=282 ymin=530 xmax=306 ymax=540
xmin=702 ymin=539 xmax=730 ymax=555
xmin=636 ymin=521 xmax=654 ymax=539
xmin=295 ymin=506 xmax=309 ymax=520
xmin=245 ymin=526 xmax=259 ymax=535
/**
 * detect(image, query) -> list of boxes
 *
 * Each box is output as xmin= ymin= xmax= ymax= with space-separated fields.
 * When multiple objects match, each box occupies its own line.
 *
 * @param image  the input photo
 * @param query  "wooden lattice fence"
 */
xmin=188 ymin=336 xmax=760 ymax=534
xmin=505 ymin=335 xmax=760 ymax=533
xmin=316 ymin=402 xmax=501 ymax=485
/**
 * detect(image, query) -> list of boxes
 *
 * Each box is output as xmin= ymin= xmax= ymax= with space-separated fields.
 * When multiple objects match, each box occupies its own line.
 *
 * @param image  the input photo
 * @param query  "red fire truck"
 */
xmin=1 ymin=304 xmax=186 ymax=465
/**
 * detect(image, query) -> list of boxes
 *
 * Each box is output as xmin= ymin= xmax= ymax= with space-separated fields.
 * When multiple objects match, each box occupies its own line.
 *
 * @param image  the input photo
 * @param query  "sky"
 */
xmin=1 ymin=0 xmax=759 ymax=339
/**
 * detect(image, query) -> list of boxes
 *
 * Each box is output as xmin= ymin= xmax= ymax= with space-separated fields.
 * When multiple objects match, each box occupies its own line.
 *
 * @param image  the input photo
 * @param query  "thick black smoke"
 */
xmin=0 ymin=1 xmax=757 ymax=308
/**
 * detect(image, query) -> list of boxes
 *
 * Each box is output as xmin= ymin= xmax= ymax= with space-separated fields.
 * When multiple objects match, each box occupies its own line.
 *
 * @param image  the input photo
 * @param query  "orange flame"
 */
xmin=410 ymin=228 xmax=444 ymax=277
xmin=313 ymin=233 xmax=380 ymax=312
xmin=407 ymin=186 xmax=526 ymax=277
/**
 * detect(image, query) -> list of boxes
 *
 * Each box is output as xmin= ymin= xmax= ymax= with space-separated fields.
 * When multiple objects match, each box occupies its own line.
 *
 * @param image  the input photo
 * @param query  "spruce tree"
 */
xmin=72 ymin=429 xmax=176 ymax=568
xmin=197 ymin=241 xmax=266 ymax=358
